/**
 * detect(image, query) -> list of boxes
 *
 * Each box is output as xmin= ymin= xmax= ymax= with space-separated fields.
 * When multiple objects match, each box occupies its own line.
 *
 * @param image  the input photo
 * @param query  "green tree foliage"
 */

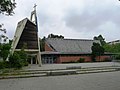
xmin=0 ymin=43 xmax=11 ymax=60
xmin=48 ymin=33 xmax=64 ymax=39
xmin=17 ymin=43 xmax=28 ymax=66
xmin=0 ymin=43 xmax=28 ymax=69
xmin=18 ymin=51 xmax=28 ymax=66
xmin=9 ymin=43 xmax=28 ymax=69
xmin=94 ymin=35 xmax=106 ymax=46
xmin=9 ymin=52 xmax=22 ymax=69
xmin=9 ymin=39 xmax=13 ymax=45
xmin=0 ymin=0 xmax=16 ymax=34
xmin=91 ymin=42 xmax=104 ymax=61
xmin=77 ymin=58 xmax=85 ymax=63
xmin=0 ymin=24 xmax=6 ymax=33
xmin=0 ymin=0 xmax=16 ymax=15
xmin=40 ymin=37 xmax=45 ymax=51
xmin=104 ymin=43 xmax=120 ymax=53
xmin=104 ymin=43 xmax=120 ymax=60
xmin=0 ymin=24 xmax=8 ymax=44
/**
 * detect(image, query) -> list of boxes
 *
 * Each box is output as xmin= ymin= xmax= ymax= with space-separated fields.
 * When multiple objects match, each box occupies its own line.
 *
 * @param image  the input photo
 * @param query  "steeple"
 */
xmin=30 ymin=4 xmax=37 ymax=25
xmin=9 ymin=4 xmax=42 ymax=66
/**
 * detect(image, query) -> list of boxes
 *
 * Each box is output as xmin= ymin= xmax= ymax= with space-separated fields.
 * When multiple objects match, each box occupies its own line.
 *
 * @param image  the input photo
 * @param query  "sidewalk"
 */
xmin=23 ymin=62 xmax=119 ymax=71
xmin=0 ymin=62 xmax=120 ymax=79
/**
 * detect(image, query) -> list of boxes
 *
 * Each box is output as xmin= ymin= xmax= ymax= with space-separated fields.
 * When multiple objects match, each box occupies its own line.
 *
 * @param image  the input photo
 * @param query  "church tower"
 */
xmin=10 ymin=5 xmax=42 ymax=66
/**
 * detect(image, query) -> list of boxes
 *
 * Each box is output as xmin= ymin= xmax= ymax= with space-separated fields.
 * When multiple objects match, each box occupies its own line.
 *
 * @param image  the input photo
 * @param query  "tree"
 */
xmin=0 ymin=24 xmax=8 ymax=44
xmin=40 ymin=37 xmax=45 ymax=51
xmin=9 ymin=52 xmax=22 ymax=69
xmin=91 ymin=42 xmax=104 ymax=61
xmin=0 ymin=43 xmax=11 ymax=60
xmin=0 ymin=0 xmax=16 ymax=37
xmin=94 ymin=35 xmax=106 ymax=46
xmin=0 ymin=24 xmax=6 ymax=33
xmin=18 ymin=43 xmax=28 ymax=66
xmin=103 ymin=44 xmax=113 ymax=53
xmin=0 ymin=0 xmax=16 ymax=15
xmin=104 ymin=43 xmax=120 ymax=53
xmin=9 ymin=43 xmax=28 ymax=68
xmin=47 ymin=33 xmax=64 ymax=39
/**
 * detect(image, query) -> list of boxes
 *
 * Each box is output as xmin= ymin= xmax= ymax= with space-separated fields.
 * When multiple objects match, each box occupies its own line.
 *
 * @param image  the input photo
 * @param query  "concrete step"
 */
xmin=1 ymin=66 xmax=120 ymax=75
xmin=1 ymin=66 xmax=119 ymax=76
xmin=0 ymin=66 xmax=120 ymax=79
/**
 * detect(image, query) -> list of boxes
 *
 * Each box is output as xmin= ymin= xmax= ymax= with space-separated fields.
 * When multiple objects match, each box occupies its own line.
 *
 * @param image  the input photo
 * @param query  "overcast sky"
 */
xmin=1 ymin=0 xmax=120 ymax=42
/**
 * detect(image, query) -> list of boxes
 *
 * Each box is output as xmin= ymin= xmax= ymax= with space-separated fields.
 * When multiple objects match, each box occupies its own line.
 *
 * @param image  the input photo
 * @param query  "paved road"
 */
xmin=0 ymin=71 xmax=120 ymax=90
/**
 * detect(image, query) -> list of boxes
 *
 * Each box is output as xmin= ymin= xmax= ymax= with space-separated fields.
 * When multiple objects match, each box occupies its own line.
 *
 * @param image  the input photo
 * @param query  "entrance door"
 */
xmin=42 ymin=56 xmax=56 ymax=64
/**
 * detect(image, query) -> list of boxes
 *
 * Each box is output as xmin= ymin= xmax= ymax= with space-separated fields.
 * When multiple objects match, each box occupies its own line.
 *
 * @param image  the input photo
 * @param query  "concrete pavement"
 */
xmin=0 ymin=62 xmax=120 ymax=79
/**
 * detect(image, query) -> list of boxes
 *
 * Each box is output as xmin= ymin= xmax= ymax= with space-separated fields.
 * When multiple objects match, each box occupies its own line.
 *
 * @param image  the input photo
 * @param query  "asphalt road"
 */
xmin=0 ymin=71 xmax=120 ymax=90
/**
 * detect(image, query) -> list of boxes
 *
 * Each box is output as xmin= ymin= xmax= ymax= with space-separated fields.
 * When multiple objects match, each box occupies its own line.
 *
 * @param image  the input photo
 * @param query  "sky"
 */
xmin=1 ymin=0 xmax=120 ymax=42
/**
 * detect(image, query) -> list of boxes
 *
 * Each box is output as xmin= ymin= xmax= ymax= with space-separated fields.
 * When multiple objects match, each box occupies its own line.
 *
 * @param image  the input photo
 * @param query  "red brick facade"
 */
xmin=95 ymin=56 xmax=111 ymax=61
xmin=55 ymin=55 xmax=111 ymax=63
xmin=45 ymin=43 xmax=54 ymax=51
xmin=44 ymin=42 xmax=111 ymax=63
xmin=58 ymin=56 xmax=91 ymax=63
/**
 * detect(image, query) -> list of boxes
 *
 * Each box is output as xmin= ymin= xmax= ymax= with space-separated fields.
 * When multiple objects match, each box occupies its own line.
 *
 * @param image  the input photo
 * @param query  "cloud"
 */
xmin=1 ymin=0 xmax=120 ymax=41
xmin=63 ymin=1 xmax=120 ymax=32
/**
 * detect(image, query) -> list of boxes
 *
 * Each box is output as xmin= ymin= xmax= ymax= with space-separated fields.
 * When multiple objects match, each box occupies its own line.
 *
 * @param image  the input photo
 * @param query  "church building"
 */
xmin=10 ymin=5 xmax=112 ymax=65
xmin=41 ymin=38 xmax=112 ymax=64
xmin=10 ymin=5 xmax=42 ymax=66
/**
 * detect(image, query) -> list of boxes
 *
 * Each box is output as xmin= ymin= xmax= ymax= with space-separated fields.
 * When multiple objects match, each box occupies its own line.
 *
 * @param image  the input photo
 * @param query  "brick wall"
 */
xmin=44 ymin=42 xmax=111 ymax=63
xmin=45 ymin=43 xmax=53 ymax=51
xmin=56 ymin=55 xmax=111 ymax=63
xmin=58 ymin=55 xmax=92 ymax=63
xmin=95 ymin=56 xmax=111 ymax=61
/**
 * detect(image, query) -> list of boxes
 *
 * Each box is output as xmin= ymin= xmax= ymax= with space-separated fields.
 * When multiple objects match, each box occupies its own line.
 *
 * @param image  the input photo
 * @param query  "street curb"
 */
xmin=0 ymin=68 xmax=119 ymax=80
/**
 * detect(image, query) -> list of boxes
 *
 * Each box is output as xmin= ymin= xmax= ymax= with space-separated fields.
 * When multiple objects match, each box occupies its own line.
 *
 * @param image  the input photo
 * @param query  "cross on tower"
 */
xmin=33 ymin=4 xmax=37 ymax=11
xmin=30 ymin=4 xmax=37 ymax=24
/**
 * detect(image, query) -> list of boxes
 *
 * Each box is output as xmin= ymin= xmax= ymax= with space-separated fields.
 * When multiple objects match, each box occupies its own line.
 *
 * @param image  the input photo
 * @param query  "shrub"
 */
xmin=3 ymin=61 xmax=10 ymax=68
xmin=115 ymin=54 xmax=120 ymax=60
xmin=0 ymin=44 xmax=11 ymax=61
xmin=0 ymin=61 xmax=10 ymax=69
xmin=17 ymin=47 xmax=28 ymax=66
xmin=77 ymin=58 xmax=85 ymax=63
xmin=0 ymin=49 xmax=28 ymax=69
xmin=20 ymin=59 xmax=29 ymax=66
xmin=0 ymin=61 xmax=4 ymax=69
xmin=9 ymin=52 xmax=22 ymax=69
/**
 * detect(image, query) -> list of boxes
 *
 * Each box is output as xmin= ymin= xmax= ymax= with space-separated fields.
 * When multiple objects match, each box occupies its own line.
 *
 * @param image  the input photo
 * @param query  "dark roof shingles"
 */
xmin=45 ymin=38 xmax=100 ymax=54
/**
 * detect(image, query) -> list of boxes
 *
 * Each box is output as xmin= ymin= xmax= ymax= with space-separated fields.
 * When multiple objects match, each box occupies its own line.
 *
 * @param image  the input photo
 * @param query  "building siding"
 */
xmin=95 ymin=56 xmax=111 ymax=61
xmin=59 ymin=55 xmax=91 ymax=63
xmin=42 ymin=39 xmax=112 ymax=64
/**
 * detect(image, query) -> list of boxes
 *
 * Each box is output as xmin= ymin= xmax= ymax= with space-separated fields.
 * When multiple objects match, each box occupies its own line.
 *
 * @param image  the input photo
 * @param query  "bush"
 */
xmin=17 ymin=49 xmax=28 ymax=66
xmin=0 ymin=44 xmax=11 ymax=61
xmin=20 ymin=59 xmax=29 ymax=66
xmin=0 ymin=61 xmax=5 ymax=69
xmin=0 ymin=49 xmax=28 ymax=69
xmin=77 ymin=58 xmax=85 ymax=63
xmin=115 ymin=54 xmax=120 ymax=60
xmin=3 ymin=61 xmax=10 ymax=68
xmin=9 ymin=52 xmax=22 ymax=69
xmin=0 ymin=61 xmax=10 ymax=69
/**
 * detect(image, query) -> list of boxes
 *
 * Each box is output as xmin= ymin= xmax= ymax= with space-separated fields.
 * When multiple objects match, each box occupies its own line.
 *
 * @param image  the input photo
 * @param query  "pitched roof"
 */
xmin=45 ymin=38 xmax=100 ymax=54
xmin=11 ymin=18 xmax=39 ymax=54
